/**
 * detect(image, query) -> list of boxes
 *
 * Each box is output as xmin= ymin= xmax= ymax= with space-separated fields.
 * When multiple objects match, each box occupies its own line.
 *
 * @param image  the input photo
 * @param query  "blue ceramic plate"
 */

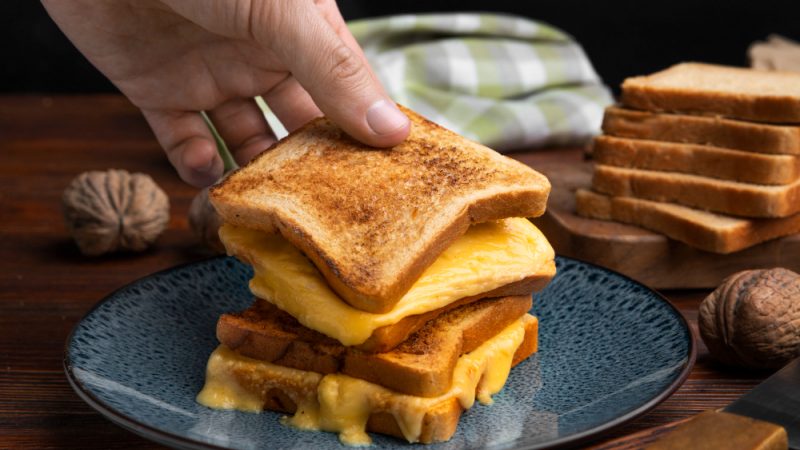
xmin=65 ymin=257 xmax=694 ymax=449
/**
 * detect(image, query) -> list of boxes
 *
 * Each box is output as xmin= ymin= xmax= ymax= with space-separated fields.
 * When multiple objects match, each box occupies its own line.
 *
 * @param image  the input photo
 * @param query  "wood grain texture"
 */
xmin=0 ymin=95 xmax=769 ymax=449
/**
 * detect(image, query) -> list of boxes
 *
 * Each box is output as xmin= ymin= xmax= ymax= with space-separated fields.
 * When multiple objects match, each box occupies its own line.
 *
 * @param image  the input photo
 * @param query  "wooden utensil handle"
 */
xmin=642 ymin=410 xmax=787 ymax=450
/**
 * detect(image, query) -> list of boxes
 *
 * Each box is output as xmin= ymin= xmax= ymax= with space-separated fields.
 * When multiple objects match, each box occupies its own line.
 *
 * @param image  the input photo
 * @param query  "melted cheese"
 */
xmin=196 ymin=347 xmax=322 ymax=417
xmin=197 ymin=316 xmax=532 ymax=445
xmin=220 ymin=218 xmax=553 ymax=346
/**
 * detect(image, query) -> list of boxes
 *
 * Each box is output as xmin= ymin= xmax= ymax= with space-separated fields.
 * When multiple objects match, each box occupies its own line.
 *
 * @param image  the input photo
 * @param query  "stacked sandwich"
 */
xmin=577 ymin=63 xmax=800 ymax=253
xmin=197 ymin=107 xmax=556 ymax=444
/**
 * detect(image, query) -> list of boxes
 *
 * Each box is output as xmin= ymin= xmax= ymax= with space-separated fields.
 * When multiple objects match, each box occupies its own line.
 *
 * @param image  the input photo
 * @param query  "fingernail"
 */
xmin=366 ymin=100 xmax=409 ymax=135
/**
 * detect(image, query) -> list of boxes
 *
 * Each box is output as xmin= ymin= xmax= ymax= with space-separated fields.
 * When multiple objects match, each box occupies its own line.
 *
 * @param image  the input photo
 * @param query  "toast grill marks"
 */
xmin=210 ymin=106 xmax=550 ymax=313
xmin=621 ymin=63 xmax=800 ymax=123
xmin=217 ymin=295 xmax=534 ymax=397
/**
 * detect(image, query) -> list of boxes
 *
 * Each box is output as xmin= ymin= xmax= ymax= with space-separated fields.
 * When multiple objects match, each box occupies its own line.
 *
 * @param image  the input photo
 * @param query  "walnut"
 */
xmin=188 ymin=187 xmax=224 ymax=254
xmin=62 ymin=170 xmax=169 ymax=256
xmin=699 ymin=268 xmax=800 ymax=369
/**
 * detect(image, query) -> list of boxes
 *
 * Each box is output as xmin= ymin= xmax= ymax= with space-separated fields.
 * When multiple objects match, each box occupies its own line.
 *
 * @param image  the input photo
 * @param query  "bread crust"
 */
xmin=592 ymin=164 xmax=800 ymax=218
xmin=218 ymin=295 xmax=534 ymax=397
xmin=209 ymin=105 xmax=550 ymax=313
xmin=359 ymin=270 xmax=552 ymax=352
xmin=621 ymin=63 xmax=800 ymax=123
xmin=602 ymin=106 xmax=800 ymax=155
xmin=576 ymin=189 xmax=800 ymax=253
xmin=593 ymin=135 xmax=800 ymax=185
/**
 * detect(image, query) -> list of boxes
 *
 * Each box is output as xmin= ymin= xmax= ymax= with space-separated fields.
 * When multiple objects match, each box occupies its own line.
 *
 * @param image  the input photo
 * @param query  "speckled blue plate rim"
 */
xmin=63 ymin=256 xmax=237 ymax=450
xmin=518 ymin=255 xmax=697 ymax=450
xmin=63 ymin=255 xmax=696 ymax=450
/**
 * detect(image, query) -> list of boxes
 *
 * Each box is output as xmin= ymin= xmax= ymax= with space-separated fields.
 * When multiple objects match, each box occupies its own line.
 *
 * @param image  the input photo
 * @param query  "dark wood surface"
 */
xmin=0 ymin=95 xmax=771 ymax=449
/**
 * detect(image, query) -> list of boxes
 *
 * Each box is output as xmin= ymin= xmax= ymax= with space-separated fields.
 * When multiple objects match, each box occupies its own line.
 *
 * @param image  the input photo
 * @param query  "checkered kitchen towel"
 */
xmin=350 ymin=13 xmax=612 ymax=151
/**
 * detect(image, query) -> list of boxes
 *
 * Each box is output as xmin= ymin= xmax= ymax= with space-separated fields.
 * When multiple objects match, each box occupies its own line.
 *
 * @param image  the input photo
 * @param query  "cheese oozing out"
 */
xmin=219 ymin=218 xmax=553 ymax=346
xmin=197 ymin=315 xmax=533 ymax=445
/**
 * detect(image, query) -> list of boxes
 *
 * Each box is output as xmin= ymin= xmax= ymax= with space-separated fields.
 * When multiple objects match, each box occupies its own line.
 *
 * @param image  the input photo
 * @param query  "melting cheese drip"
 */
xmin=196 ymin=349 xmax=322 ymax=418
xmin=197 ymin=316 xmax=530 ymax=445
xmin=219 ymin=218 xmax=553 ymax=346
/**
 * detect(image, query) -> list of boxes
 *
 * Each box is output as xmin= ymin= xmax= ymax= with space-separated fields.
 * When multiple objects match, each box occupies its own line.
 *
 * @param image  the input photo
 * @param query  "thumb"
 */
xmin=260 ymin=2 xmax=410 ymax=147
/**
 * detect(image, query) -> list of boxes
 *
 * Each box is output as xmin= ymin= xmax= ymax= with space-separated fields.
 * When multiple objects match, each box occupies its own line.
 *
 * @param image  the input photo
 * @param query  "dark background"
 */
xmin=4 ymin=0 xmax=799 ymax=94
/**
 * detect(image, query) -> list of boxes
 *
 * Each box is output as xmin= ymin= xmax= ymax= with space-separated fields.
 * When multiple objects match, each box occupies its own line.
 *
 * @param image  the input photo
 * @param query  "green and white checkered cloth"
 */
xmin=349 ymin=13 xmax=612 ymax=151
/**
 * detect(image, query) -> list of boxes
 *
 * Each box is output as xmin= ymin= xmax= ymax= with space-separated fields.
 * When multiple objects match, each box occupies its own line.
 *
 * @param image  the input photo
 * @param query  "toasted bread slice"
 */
xmin=602 ymin=106 xmax=800 ymax=155
xmin=593 ymin=135 xmax=800 ymax=185
xmin=209 ymin=106 xmax=550 ymax=313
xmin=621 ymin=63 xmax=800 ymax=123
xmin=217 ymin=272 xmax=547 ymax=355
xmin=262 ymin=384 xmax=464 ymax=444
xmin=219 ymin=217 xmax=555 ymax=347
xmin=352 ymin=273 xmax=546 ymax=352
xmin=217 ymin=295 xmax=532 ymax=397
xmin=592 ymin=165 xmax=800 ymax=218
xmin=201 ymin=315 xmax=538 ymax=444
xmin=575 ymin=189 xmax=800 ymax=253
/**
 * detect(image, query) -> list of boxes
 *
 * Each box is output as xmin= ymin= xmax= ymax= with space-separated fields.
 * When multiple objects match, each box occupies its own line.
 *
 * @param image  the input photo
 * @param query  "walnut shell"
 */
xmin=188 ymin=187 xmax=224 ymax=254
xmin=62 ymin=170 xmax=170 ymax=256
xmin=699 ymin=268 xmax=800 ymax=369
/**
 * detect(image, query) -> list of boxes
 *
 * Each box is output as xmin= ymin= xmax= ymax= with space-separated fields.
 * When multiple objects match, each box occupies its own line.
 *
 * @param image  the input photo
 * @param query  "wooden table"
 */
xmin=0 ymin=95 xmax=770 ymax=449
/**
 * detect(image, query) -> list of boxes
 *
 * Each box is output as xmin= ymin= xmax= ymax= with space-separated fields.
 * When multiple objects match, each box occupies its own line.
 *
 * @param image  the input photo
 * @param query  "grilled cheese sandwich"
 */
xmin=198 ymin=315 xmax=536 ymax=445
xmin=201 ymin=105 xmax=555 ymax=444
xmin=219 ymin=218 xmax=554 ymax=346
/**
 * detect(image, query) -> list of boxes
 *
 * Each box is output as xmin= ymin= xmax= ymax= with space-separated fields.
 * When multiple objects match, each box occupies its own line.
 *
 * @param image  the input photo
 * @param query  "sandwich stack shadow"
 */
xmin=577 ymin=62 xmax=800 ymax=254
xmin=196 ymin=106 xmax=556 ymax=445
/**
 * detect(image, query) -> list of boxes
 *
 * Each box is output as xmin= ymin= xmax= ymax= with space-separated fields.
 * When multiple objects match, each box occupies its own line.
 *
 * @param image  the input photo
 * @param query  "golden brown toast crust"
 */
xmin=359 ymin=271 xmax=551 ymax=352
xmin=593 ymin=135 xmax=800 ymax=185
xmin=216 ymin=271 xmax=549 ymax=356
xmin=592 ymin=164 xmax=800 ymax=218
xmin=233 ymin=315 xmax=538 ymax=444
xmin=575 ymin=189 xmax=800 ymax=254
xmin=621 ymin=63 xmax=800 ymax=123
xmin=217 ymin=295 xmax=533 ymax=397
xmin=209 ymin=106 xmax=550 ymax=313
xmin=602 ymin=106 xmax=800 ymax=155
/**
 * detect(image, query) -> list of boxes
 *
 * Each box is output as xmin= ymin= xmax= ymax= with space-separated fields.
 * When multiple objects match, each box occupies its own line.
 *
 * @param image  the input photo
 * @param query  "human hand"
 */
xmin=42 ymin=0 xmax=411 ymax=187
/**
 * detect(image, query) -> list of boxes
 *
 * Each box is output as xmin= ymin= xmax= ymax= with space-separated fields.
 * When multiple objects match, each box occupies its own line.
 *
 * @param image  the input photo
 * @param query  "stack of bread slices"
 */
xmin=577 ymin=62 xmax=800 ymax=253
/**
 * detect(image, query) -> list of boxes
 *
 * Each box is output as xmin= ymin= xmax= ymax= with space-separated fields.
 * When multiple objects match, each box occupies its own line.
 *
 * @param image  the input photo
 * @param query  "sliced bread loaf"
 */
xmin=602 ymin=106 xmax=800 ymax=155
xmin=621 ymin=63 xmax=800 ymax=123
xmin=575 ymin=189 xmax=800 ymax=253
xmin=593 ymin=135 xmax=800 ymax=185
xmin=592 ymin=165 xmax=800 ymax=218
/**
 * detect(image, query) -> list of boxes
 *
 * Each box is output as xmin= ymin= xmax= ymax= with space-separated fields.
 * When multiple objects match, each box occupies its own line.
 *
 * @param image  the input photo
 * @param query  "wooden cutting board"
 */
xmin=517 ymin=150 xmax=800 ymax=289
